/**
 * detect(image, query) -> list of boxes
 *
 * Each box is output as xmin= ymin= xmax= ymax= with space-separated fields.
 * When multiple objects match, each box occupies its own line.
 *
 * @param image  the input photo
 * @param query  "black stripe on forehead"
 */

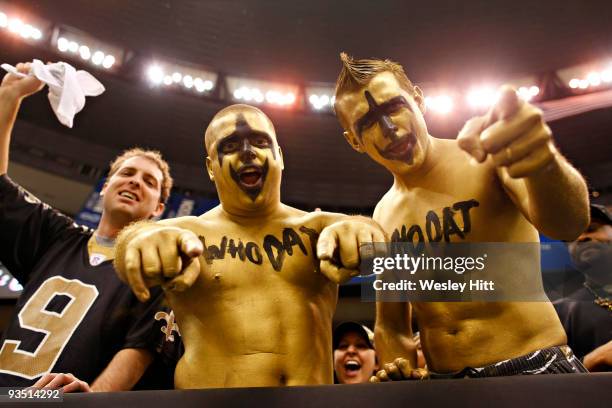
xmin=354 ymin=91 xmax=411 ymax=139
xmin=355 ymin=91 xmax=380 ymax=138
xmin=365 ymin=90 xmax=378 ymax=109
xmin=234 ymin=113 xmax=253 ymax=137
xmin=216 ymin=112 xmax=277 ymax=164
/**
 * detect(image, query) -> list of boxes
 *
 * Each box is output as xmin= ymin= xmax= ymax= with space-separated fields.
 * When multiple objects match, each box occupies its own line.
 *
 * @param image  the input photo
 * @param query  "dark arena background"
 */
xmin=0 ymin=0 xmax=610 ymax=405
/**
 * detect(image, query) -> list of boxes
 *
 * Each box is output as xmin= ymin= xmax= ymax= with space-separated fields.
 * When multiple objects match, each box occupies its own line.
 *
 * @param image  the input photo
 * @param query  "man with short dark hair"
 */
xmin=0 ymin=62 xmax=174 ymax=391
xmin=555 ymin=204 xmax=612 ymax=371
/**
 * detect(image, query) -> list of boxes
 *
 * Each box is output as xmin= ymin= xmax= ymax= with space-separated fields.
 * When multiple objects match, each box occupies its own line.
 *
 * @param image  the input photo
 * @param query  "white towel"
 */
xmin=1 ymin=59 xmax=105 ymax=128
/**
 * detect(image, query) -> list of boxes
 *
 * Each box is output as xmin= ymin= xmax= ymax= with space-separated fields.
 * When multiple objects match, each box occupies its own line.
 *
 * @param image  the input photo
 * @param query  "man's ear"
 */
xmin=277 ymin=146 xmax=285 ymax=170
xmin=343 ymin=130 xmax=364 ymax=153
xmin=413 ymin=85 xmax=426 ymax=114
xmin=99 ymin=182 xmax=108 ymax=196
xmin=205 ymin=156 xmax=214 ymax=182
xmin=151 ymin=202 xmax=165 ymax=218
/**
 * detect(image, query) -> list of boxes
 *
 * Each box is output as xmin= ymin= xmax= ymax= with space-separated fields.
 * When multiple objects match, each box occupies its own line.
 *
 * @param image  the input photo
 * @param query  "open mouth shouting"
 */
xmin=344 ymin=360 xmax=362 ymax=377
xmin=376 ymin=132 xmax=417 ymax=163
xmin=230 ymin=160 xmax=269 ymax=201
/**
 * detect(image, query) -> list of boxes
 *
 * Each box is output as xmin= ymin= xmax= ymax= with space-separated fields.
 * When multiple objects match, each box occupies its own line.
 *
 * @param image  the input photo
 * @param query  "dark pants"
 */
xmin=430 ymin=346 xmax=588 ymax=378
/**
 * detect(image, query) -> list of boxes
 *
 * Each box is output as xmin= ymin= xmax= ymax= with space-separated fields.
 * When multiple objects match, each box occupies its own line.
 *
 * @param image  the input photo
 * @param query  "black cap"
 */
xmin=590 ymin=204 xmax=612 ymax=226
xmin=333 ymin=322 xmax=375 ymax=350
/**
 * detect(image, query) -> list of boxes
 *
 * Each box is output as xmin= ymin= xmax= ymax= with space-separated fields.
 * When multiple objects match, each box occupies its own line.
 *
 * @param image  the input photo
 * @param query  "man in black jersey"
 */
xmin=0 ymin=62 xmax=176 ymax=391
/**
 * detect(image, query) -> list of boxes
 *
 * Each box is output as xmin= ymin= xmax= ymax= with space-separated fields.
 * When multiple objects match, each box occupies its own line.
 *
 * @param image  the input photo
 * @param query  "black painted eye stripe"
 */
xmin=355 ymin=92 xmax=412 ymax=137
xmin=219 ymin=133 xmax=272 ymax=152
xmin=216 ymin=113 xmax=276 ymax=163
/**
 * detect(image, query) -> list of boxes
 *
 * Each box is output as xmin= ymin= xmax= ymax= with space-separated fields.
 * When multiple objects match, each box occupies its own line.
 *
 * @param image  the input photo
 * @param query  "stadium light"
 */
xmin=559 ymin=62 xmax=612 ymax=92
xmin=147 ymin=65 xmax=164 ymax=85
xmin=52 ymin=25 xmax=123 ymax=70
xmin=145 ymin=60 xmax=217 ymax=95
xmin=306 ymin=86 xmax=335 ymax=111
xmin=0 ymin=9 xmax=45 ymax=42
xmin=568 ymin=78 xmax=580 ymax=89
xmin=425 ymin=94 xmax=454 ymax=114
xmin=228 ymin=76 xmax=298 ymax=108
xmin=587 ymin=72 xmax=601 ymax=87
xmin=466 ymin=86 xmax=499 ymax=110
xmin=517 ymin=85 xmax=540 ymax=101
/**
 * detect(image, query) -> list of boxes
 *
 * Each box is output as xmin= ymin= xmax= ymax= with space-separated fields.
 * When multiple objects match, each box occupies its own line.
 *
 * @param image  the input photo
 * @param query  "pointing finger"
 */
xmin=319 ymin=259 xmax=357 ymax=284
xmin=317 ymin=228 xmax=338 ymax=260
xmin=457 ymin=116 xmax=487 ymax=162
xmin=124 ymin=247 xmax=149 ymax=301
xmin=492 ymin=85 xmax=521 ymax=121
xmin=163 ymin=257 xmax=201 ymax=292
xmin=178 ymin=231 xmax=203 ymax=258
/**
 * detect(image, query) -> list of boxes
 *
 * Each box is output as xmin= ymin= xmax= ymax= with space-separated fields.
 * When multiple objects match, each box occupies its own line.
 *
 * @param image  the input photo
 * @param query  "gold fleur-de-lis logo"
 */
xmin=155 ymin=310 xmax=181 ymax=342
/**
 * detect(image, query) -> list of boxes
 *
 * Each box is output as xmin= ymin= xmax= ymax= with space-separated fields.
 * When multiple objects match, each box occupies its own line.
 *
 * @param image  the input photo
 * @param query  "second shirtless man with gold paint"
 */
xmin=333 ymin=54 xmax=590 ymax=379
xmin=113 ymin=104 xmax=386 ymax=388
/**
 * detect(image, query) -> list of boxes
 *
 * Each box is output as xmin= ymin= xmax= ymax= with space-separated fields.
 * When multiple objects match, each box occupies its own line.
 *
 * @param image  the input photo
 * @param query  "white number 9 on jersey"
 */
xmin=0 ymin=276 xmax=98 ymax=379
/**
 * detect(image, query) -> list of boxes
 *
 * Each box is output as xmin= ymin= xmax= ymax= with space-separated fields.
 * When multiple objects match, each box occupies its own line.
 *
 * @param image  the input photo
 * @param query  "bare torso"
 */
xmin=374 ymin=139 xmax=566 ymax=372
xmin=163 ymin=206 xmax=338 ymax=388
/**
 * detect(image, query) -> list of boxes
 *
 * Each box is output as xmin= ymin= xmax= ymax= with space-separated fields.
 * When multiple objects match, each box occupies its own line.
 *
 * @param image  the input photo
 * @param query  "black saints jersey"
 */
xmin=0 ymin=175 xmax=172 ymax=387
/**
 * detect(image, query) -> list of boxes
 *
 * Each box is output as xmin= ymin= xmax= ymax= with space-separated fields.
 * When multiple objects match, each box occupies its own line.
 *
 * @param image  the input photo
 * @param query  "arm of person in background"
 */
xmin=458 ymin=86 xmax=589 ymax=241
xmin=0 ymin=63 xmax=80 ymax=281
xmin=583 ymin=340 xmax=612 ymax=372
xmin=33 ymin=348 xmax=153 ymax=392
xmin=0 ymin=62 xmax=44 ymax=175
xmin=371 ymin=301 xmax=427 ymax=382
xmin=92 ymin=348 xmax=154 ymax=391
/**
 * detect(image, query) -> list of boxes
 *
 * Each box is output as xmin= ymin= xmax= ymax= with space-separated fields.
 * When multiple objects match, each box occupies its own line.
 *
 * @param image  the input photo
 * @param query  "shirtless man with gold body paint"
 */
xmin=114 ymin=104 xmax=386 ymax=388
xmin=333 ymin=54 xmax=590 ymax=379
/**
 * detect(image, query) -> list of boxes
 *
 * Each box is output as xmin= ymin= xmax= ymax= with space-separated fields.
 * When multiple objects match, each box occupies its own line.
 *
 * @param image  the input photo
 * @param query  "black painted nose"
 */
xmin=239 ymin=140 xmax=256 ymax=162
xmin=380 ymin=115 xmax=398 ymax=140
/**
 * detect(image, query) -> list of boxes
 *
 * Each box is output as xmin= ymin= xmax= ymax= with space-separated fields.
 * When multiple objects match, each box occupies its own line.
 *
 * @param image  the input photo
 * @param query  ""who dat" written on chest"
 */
xmin=198 ymin=226 xmax=319 ymax=272
xmin=391 ymin=199 xmax=480 ymax=244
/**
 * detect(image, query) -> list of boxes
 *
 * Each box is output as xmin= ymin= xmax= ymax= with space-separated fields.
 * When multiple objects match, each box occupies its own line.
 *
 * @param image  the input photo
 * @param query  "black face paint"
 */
xmin=216 ymin=114 xmax=276 ymax=165
xmin=230 ymin=159 xmax=270 ymax=201
xmin=355 ymin=92 xmax=416 ymax=163
xmin=217 ymin=114 xmax=276 ymax=201
xmin=355 ymin=92 xmax=412 ymax=139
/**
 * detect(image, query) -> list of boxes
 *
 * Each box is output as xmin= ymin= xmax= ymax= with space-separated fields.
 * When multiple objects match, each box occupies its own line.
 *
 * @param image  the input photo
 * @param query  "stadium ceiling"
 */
xmin=2 ymin=0 xmax=612 ymax=209
xmin=14 ymin=0 xmax=612 ymax=84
